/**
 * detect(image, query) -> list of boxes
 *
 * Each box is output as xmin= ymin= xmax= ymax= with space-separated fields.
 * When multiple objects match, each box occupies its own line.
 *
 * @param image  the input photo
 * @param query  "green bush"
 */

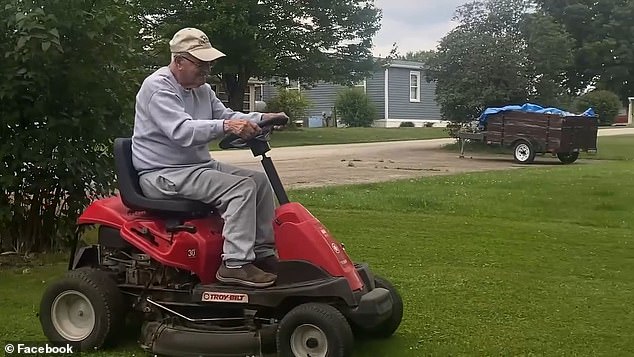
xmin=335 ymin=88 xmax=377 ymax=127
xmin=0 ymin=0 xmax=145 ymax=252
xmin=445 ymin=122 xmax=463 ymax=138
xmin=400 ymin=121 xmax=415 ymax=127
xmin=573 ymin=90 xmax=621 ymax=126
xmin=265 ymin=89 xmax=311 ymax=129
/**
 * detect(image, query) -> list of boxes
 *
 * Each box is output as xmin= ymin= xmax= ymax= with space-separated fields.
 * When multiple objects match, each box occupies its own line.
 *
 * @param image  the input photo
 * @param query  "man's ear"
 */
xmin=173 ymin=56 xmax=184 ymax=69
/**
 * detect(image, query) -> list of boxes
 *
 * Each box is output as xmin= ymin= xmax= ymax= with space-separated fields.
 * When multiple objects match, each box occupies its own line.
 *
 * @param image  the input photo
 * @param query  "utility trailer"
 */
xmin=458 ymin=111 xmax=598 ymax=164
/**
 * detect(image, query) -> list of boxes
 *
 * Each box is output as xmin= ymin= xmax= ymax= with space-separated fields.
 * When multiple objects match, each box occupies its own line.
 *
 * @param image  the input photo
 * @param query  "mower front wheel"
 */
xmin=353 ymin=275 xmax=403 ymax=339
xmin=39 ymin=267 xmax=125 ymax=351
xmin=276 ymin=302 xmax=354 ymax=357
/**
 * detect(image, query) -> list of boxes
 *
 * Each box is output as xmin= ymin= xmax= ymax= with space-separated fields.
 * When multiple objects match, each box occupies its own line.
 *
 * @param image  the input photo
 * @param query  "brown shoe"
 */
xmin=216 ymin=263 xmax=277 ymax=288
xmin=254 ymin=255 xmax=279 ymax=274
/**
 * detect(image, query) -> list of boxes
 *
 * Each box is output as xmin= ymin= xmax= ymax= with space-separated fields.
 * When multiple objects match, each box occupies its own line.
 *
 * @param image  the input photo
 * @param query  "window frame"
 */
xmin=409 ymin=71 xmax=421 ymax=103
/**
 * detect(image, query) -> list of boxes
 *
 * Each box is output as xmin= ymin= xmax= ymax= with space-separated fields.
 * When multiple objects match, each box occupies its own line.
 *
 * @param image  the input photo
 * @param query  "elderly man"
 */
xmin=131 ymin=27 xmax=285 ymax=288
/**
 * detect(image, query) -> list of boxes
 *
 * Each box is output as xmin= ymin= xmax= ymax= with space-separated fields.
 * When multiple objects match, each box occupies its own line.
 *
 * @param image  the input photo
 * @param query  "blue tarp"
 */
xmin=478 ymin=103 xmax=596 ymax=127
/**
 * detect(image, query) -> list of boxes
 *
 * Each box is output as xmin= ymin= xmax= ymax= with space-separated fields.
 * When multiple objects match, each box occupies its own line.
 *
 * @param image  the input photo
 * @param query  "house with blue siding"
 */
xmin=260 ymin=59 xmax=445 ymax=127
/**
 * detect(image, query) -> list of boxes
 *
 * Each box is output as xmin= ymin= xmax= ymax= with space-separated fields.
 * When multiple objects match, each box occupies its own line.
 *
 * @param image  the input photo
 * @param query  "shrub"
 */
xmin=265 ymin=89 xmax=311 ymax=129
xmin=444 ymin=122 xmax=463 ymax=138
xmin=424 ymin=121 xmax=434 ymax=128
xmin=335 ymin=88 xmax=377 ymax=127
xmin=573 ymin=90 xmax=622 ymax=126
xmin=0 ymin=0 xmax=145 ymax=252
xmin=400 ymin=121 xmax=415 ymax=127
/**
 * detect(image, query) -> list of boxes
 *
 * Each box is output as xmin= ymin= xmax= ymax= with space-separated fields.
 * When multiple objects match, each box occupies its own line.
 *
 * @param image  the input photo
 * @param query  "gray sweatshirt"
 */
xmin=131 ymin=66 xmax=261 ymax=173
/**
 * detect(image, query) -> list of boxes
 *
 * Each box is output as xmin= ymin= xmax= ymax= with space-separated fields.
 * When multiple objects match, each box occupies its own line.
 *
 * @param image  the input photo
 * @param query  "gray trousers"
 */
xmin=138 ymin=160 xmax=276 ymax=266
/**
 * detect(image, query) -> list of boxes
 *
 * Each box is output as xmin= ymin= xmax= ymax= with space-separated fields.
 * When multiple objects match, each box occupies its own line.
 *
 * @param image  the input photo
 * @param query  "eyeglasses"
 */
xmin=178 ymin=56 xmax=214 ymax=72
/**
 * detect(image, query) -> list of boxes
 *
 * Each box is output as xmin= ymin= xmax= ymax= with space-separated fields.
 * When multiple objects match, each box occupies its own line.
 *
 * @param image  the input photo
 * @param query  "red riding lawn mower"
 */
xmin=38 ymin=117 xmax=403 ymax=357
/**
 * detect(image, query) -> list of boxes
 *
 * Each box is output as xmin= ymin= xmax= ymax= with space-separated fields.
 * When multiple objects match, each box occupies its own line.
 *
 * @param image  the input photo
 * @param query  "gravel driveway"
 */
xmin=211 ymin=127 xmax=634 ymax=189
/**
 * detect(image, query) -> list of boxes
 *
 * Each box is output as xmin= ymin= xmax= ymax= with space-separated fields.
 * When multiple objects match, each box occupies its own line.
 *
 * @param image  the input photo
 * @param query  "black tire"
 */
xmin=355 ymin=276 xmax=403 ymax=339
xmin=276 ymin=303 xmax=354 ymax=357
xmin=557 ymin=152 xmax=579 ymax=164
xmin=39 ymin=267 xmax=125 ymax=351
xmin=513 ymin=140 xmax=536 ymax=164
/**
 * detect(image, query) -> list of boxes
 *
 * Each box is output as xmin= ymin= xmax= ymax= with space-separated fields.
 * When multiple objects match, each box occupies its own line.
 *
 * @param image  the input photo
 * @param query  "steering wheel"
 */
xmin=219 ymin=116 xmax=289 ymax=150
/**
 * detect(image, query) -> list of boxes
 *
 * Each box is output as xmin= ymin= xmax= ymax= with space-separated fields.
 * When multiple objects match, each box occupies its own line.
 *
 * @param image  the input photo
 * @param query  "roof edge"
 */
xmin=389 ymin=64 xmax=425 ymax=70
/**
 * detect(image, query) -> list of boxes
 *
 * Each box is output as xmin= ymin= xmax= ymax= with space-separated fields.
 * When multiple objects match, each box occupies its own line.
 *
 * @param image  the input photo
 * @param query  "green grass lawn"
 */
xmin=444 ymin=134 xmax=634 ymax=162
xmin=584 ymin=134 xmax=634 ymax=161
xmin=2 ymin=135 xmax=633 ymax=356
xmin=211 ymin=127 xmax=449 ymax=150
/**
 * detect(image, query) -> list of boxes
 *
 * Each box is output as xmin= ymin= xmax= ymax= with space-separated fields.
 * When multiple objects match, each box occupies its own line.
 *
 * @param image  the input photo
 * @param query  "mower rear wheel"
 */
xmin=355 ymin=275 xmax=404 ymax=339
xmin=276 ymin=303 xmax=353 ymax=357
xmin=39 ymin=267 xmax=124 ymax=351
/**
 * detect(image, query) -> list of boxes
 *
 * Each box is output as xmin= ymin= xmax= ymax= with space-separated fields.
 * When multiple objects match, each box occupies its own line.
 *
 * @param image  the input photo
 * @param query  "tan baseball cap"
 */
xmin=169 ymin=28 xmax=226 ymax=62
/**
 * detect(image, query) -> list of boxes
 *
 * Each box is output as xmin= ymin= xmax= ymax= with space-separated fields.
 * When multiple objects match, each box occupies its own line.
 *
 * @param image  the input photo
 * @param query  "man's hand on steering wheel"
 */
xmin=219 ymin=113 xmax=290 ymax=150
xmin=223 ymin=119 xmax=262 ymax=140
xmin=261 ymin=112 xmax=289 ymax=122
xmin=262 ymin=112 xmax=290 ymax=131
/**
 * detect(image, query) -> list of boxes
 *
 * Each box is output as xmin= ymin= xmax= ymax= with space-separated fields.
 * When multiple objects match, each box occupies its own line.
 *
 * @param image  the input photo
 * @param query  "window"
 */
xmin=285 ymin=78 xmax=300 ymax=91
xmin=350 ymin=79 xmax=366 ymax=93
xmin=209 ymin=84 xmax=229 ymax=105
xmin=410 ymin=71 xmax=420 ymax=102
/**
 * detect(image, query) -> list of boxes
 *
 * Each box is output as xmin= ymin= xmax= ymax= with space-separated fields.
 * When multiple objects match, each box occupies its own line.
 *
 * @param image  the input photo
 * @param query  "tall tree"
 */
xmin=137 ymin=0 xmax=382 ymax=110
xmin=398 ymin=50 xmax=436 ymax=64
xmin=521 ymin=12 xmax=574 ymax=107
xmin=427 ymin=0 xmax=574 ymax=121
xmin=537 ymin=0 xmax=634 ymax=104
xmin=427 ymin=0 xmax=532 ymax=121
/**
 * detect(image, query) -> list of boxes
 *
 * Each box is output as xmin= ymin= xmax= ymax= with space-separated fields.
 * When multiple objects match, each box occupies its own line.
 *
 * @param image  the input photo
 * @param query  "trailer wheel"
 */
xmin=557 ymin=152 xmax=579 ymax=164
xmin=513 ymin=141 xmax=536 ymax=164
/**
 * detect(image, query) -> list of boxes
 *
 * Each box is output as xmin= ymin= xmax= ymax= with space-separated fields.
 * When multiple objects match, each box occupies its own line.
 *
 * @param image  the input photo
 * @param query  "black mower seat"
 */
xmin=114 ymin=137 xmax=214 ymax=215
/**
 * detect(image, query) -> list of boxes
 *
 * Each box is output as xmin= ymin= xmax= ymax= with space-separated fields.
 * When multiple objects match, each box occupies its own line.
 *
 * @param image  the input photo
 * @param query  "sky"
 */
xmin=371 ymin=0 xmax=473 ymax=57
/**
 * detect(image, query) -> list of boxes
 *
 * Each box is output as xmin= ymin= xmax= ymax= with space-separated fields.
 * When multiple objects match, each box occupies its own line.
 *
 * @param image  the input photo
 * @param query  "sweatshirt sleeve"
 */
xmin=147 ymin=90 xmax=225 ymax=147
xmin=210 ymin=88 xmax=263 ymax=122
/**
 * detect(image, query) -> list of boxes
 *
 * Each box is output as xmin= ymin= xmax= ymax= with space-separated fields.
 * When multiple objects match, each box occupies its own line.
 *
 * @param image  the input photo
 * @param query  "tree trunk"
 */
xmin=223 ymin=69 xmax=250 ymax=111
